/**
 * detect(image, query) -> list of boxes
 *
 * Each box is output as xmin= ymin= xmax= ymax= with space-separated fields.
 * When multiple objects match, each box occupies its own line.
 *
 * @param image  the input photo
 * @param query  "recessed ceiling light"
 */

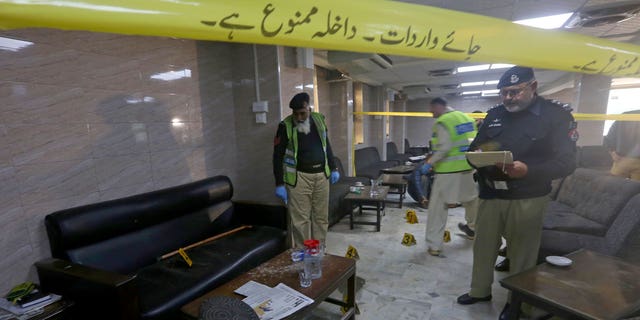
xmin=482 ymin=89 xmax=500 ymax=96
xmin=0 ymin=36 xmax=33 ymax=52
xmin=611 ymin=78 xmax=640 ymax=87
xmin=514 ymin=12 xmax=574 ymax=29
xmin=150 ymin=69 xmax=192 ymax=81
xmin=485 ymin=80 xmax=500 ymax=85
xmin=489 ymin=64 xmax=514 ymax=70
xmin=460 ymin=81 xmax=485 ymax=87
xmin=457 ymin=64 xmax=490 ymax=73
xmin=462 ymin=91 xmax=482 ymax=95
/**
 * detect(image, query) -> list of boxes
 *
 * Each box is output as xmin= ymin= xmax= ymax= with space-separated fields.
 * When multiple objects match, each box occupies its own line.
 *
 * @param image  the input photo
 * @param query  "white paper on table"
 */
xmin=465 ymin=151 xmax=513 ymax=168
xmin=240 ymin=282 xmax=313 ymax=320
xmin=234 ymin=280 xmax=272 ymax=297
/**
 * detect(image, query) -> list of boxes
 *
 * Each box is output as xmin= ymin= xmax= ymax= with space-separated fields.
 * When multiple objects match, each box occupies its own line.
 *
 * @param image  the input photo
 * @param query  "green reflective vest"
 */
xmin=282 ymin=112 xmax=331 ymax=186
xmin=431 ymin=111 xmax=477 ymax=173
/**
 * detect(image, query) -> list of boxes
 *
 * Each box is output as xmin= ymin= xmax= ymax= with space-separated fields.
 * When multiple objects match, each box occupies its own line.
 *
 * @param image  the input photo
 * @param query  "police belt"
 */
xmin=297 ymin=163 xmax=325 ymax=173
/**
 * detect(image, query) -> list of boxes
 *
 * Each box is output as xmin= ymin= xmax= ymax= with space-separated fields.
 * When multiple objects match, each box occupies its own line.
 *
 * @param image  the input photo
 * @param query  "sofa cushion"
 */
xmin=555 ymin=168 xmax=640 ymax=226
xmin=543 ymin=201 xmax=608 ymax=236
xmin=136 ymin=226 xmax=286 ymax=319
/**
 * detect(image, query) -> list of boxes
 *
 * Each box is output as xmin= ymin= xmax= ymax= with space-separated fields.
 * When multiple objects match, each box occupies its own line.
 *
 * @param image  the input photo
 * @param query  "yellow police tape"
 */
xmin=354 ymin=111 xmax=640 ymax=121
xmin=1 ymin=0 xmax=640 ymax=77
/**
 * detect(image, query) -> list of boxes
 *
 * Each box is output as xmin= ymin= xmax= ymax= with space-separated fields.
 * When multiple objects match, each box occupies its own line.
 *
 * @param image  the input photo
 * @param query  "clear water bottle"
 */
xmin=303 ymin=239 xmax=322 ymax=279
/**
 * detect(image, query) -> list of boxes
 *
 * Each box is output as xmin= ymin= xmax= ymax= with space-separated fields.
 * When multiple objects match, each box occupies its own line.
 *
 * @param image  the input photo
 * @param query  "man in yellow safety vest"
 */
xmin=421 ymin=97 xmax=479 ymax=256
xmin=272 ymin=92 xmax=340 ymax=248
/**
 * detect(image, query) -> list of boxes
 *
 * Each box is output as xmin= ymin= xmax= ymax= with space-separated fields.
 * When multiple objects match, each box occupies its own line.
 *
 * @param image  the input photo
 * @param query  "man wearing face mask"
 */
xmin=273 ymin=92 xmax=340 ymax=248
xmin=457 ymin=67 xmax=577 ymax=319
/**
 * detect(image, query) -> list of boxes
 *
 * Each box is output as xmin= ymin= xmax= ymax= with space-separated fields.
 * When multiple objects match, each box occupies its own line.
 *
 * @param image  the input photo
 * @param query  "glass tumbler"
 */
xmin=299 ymin=270 xmax=312 ymax=288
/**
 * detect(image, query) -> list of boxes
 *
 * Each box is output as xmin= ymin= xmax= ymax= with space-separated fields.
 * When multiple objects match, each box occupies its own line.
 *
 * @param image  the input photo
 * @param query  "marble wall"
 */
xmin=0 ymin=29 xmax=282 ymax=293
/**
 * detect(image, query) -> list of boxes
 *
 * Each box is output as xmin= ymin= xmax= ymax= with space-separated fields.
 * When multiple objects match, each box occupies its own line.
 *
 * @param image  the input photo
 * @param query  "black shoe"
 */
xmin=499 ymin=303 xmax=510 ymax=320
xmin=456 ymin=293 xmax=492 ymax=305
xmin=457 ymin=223 xmax=475 ymax=239
xmin=498 ymin=246 xmax=507 ymax=257
xmin=495 ymin=258 xmax=510 ymax=272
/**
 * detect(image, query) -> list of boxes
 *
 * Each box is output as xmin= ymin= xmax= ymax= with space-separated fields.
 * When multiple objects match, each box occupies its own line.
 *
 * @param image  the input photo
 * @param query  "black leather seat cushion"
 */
xmin=136 ymin=226 xmax=286 ymax=319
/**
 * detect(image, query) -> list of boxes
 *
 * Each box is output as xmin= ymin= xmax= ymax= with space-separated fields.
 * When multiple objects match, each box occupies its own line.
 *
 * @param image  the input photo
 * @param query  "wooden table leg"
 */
xmin=349 ymin=200 xmax=354 ymax=230
xmin=507 ymin=294 xmax=523 ymax=320
xmin=376 ymin=201 xmax=381 ymax=232
xmin=346 ymin=272 xmax=356 ymax=319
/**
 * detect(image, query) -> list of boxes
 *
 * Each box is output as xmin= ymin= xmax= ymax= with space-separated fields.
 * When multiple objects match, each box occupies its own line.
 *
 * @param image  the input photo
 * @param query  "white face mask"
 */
xmin=296 ymin=118 xmax=311 ymax=134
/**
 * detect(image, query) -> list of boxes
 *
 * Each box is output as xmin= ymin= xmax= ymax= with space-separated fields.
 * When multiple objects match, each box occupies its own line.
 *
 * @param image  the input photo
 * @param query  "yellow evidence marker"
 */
xmin=405 ymin=209 xmax=419 ymax=224
xmin=345 ymin=245 xmax=360 ymax=260
xmin=402 ymin=233 xmax=417 ymax=246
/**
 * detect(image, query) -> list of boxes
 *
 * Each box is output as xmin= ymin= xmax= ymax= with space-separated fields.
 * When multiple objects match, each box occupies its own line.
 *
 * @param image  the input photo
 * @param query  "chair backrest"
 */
xmin=557 ymin=168 xmax=640 ymax=226
xmin=355 ymin=147 xmax=381 ymax=170
xmin=577 ymin=145 xmax=612 ymax=170
xmin=387 ymin=142 xmax=399 ymax=156
xmin=404 ymin=139 xmax=411 ymax=152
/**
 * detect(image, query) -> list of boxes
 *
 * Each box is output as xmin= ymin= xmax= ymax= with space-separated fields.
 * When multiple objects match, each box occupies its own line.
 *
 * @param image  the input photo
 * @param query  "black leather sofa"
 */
xmin=354 ymin=146 xmax=399 ymax=179
xmin=35 ymin=176 xmax=287 ymax=320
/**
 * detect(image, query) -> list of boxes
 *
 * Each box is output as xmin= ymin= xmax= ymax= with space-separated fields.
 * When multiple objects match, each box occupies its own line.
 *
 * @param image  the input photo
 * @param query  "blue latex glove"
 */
xmin=330 ymin=171 xmax=340 ymax=184
xmin=419 ymin=163 xmax=432 ymax=175
xmin=275 ymin=185 xmax=288 ymax=204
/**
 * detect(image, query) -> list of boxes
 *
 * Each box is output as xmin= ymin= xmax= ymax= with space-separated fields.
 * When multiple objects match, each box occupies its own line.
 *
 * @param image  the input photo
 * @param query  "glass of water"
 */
xmin=299 ymin=269 xmax=312 ymax=288
xmin=369 ymin=179 xmax=379 ymax=197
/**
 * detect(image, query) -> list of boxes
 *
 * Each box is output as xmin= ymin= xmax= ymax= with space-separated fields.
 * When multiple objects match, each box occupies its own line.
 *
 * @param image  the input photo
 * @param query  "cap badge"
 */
xmin=510 ymin=74 xmax=519 ymax=84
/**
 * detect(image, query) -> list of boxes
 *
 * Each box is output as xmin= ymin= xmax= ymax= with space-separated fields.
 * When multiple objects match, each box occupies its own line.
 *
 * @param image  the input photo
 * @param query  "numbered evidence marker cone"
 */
xmin=401 ymin=233 xmax=417 ymax=246
xmin=345 ymin=245 xmax=360 ymax=260
xmin=443 ymin=230 xmax=451 ymax=243
xmin=405 ymin=209 xmax=418 ymax=224
xmin=342 ymin=245 xmax=361 ymax=315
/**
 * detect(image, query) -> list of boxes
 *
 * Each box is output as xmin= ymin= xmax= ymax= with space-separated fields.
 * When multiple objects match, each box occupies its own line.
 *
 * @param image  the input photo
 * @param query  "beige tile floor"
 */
xmin=307 ymin=196 xmax=512 ymax=320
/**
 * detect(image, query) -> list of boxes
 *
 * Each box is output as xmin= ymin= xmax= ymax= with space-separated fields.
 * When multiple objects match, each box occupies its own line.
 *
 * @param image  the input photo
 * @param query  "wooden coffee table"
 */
xmin=380 ymin=174 xmax=408 ymax=208
xmin=181 ymin=250 xmax=356 ymax=319
xmin=500 ymin=249 xmax=640 ymax=320
xmin=345 ymin=186 xmax=389 ymax=232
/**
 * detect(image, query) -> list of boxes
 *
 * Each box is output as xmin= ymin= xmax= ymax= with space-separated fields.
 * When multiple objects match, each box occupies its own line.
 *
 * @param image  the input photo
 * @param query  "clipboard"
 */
xmin=465 ymin=151 xmax=513 ymax=167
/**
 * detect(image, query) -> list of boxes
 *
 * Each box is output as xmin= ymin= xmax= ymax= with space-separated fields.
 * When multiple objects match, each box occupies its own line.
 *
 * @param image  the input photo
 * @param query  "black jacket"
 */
xmin=470 ymin=96 xmax=577 ymax=199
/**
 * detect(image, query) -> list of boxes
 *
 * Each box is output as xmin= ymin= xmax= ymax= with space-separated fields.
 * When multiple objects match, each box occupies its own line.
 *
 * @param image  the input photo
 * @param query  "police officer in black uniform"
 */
xmin=456 ymin=66 xmax=578 ymax=319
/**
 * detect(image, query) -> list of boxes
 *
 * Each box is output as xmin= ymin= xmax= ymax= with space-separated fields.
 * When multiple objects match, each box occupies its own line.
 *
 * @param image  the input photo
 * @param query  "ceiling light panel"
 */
xmin=514 ymin=12 xmax=574 ymax=29
xmin=460 ymin=81 xmax=485 ymax=87
xmin=457 ymin=64 xmax=490 ymax=73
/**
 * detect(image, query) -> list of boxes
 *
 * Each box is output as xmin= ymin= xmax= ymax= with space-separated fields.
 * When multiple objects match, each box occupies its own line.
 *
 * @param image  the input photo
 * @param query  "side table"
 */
xmin=5 ymin=299 xmax=75 ymax=320
xmin=500 ymin=249 xmax=640 ymax=320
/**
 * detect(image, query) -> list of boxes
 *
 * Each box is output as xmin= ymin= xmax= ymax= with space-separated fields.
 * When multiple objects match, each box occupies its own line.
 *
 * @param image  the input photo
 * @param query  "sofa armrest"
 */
xmin=231 ymin=201 xmax=287 ymax=230
xmin=36 ymin=258 xmax=139 ymax=320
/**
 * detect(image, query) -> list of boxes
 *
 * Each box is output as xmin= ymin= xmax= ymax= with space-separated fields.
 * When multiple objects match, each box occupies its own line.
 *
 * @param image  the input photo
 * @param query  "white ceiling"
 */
xmin=314 ymin=0 xmax=640 ymax=99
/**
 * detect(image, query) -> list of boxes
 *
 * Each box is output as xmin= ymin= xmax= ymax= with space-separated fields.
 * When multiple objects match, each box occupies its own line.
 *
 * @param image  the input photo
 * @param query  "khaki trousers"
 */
xmin=469 ymin=196 xmax=549 ymax=298
xmin=286 ymin=171 xmax=330 ymax=248
xmin=426 ymin=171 xmax=478 ymax=250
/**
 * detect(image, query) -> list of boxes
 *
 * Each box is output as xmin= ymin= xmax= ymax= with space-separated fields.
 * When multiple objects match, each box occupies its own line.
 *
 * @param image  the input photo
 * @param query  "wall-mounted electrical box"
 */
xmin=252 ymin=101 xmax=269 ymax=113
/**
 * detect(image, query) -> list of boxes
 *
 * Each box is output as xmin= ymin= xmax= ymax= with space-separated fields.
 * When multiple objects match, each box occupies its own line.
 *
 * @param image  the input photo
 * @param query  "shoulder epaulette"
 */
xmin=488 ymin=104 xmax=501 ymax=111
xmin=549 ymin=99 xmax=573 ymax=112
